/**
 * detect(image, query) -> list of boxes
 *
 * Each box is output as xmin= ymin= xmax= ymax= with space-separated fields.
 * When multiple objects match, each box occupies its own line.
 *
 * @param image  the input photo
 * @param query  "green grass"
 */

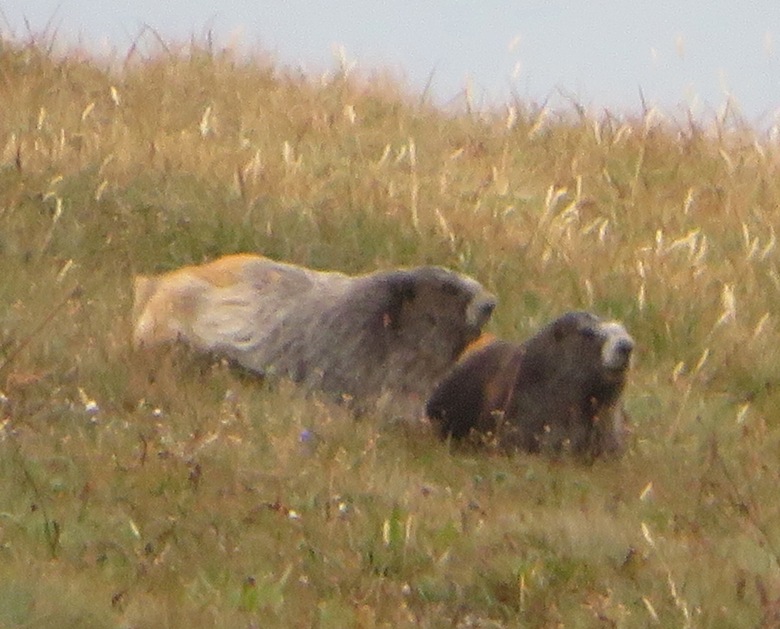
xmin=2 ymin=33 xmax=780 ymax=627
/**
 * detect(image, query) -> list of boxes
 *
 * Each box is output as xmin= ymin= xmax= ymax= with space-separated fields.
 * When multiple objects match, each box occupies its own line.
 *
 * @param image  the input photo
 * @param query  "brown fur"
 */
xmin=133 ymin=254 xmax=496 ymax=415
xmin=426 ymin=311 xmax=634 ymax=459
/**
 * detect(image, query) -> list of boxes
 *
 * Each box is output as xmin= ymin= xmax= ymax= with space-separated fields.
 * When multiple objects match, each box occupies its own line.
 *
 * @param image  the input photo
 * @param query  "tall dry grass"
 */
xmin=1 ymin=33 xmax=780 ymax=627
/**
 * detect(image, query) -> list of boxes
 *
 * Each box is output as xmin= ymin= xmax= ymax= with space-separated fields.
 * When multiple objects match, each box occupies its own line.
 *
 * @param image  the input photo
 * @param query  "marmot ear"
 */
xmin=552 ymin=319 xmax=566 ymax=342
xmin=384 ymin=274 xmax=417 ymax=329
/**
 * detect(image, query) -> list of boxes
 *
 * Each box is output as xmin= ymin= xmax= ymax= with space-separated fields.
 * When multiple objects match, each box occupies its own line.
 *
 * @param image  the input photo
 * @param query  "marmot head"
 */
xmin=524 ymin=311 xmax=634 ymax=389
xmin=382 ymin=266 xmax=497 ymax=359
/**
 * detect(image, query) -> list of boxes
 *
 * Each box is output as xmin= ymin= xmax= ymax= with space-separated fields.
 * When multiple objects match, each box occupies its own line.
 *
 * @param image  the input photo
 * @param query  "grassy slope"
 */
xmin=1 ymin=36 xmax=780 ymax=627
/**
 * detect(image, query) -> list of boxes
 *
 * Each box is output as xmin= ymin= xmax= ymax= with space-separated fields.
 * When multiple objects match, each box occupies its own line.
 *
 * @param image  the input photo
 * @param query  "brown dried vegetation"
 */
xmin=1 ymin=33 xmax=780 ymax=627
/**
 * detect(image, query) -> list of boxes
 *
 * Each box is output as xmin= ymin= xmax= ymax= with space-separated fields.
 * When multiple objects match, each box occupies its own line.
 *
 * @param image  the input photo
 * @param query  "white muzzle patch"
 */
xmin=600 ymin=321 xmax=634 ymax=370
xmin=466 ymin=290 xmax=497 ymax=329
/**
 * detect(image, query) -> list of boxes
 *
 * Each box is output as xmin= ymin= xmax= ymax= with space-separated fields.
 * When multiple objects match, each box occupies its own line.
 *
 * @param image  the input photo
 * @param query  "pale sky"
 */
xmin=3 ymin=1 xmax=780 ymax=128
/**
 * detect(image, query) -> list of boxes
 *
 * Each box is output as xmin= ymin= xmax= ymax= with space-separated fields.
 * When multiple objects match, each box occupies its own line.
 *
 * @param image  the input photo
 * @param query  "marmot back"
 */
xmin=133 ymin=254 xmax=496 ymax=415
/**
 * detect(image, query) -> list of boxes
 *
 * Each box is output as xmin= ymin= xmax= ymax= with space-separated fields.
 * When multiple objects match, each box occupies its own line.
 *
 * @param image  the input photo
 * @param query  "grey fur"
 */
xmin=133 ymin=255 xmax=496 ymax=414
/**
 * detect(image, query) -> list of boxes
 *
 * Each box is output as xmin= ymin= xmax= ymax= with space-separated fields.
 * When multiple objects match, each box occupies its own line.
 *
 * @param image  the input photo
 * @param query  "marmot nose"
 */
xmin=480 ymin=299 xmax=496 ymax=319
xmin=614 ymin=337 xmax=634 ymax=358
xmin=467 ymin=294 xmax=497 ymax=328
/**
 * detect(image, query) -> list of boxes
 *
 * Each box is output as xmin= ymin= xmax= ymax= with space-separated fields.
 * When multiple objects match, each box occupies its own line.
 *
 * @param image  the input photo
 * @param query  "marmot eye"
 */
xmin=580 ymin=327 xmax=597 ymax=339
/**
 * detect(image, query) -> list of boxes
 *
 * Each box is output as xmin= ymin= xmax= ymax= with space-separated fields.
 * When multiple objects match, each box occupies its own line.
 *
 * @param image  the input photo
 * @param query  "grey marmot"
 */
xmin=425 ymin=311 xmax=634 ymax=458
xmin=133 ymin=254 xmax=496 ymax=413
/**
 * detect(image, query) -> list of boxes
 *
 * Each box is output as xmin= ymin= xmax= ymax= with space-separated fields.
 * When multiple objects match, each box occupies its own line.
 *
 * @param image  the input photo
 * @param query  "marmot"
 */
xmin=425 ymin=311 xmax=634 ymax=458
xmin=133 ymin=254 xmax=496 ymax=413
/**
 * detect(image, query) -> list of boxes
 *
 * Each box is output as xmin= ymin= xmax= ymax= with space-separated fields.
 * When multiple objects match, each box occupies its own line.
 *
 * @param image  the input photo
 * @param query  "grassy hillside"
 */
xmin=1 ymin=35 xmax=780 ymax=627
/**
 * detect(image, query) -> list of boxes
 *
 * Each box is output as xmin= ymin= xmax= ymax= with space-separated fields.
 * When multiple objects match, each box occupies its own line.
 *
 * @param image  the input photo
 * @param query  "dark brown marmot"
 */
xmin=425 ymin=311 xmax=634 ymax=458
xmin=133 ymin=254 xmax=496 ymax=413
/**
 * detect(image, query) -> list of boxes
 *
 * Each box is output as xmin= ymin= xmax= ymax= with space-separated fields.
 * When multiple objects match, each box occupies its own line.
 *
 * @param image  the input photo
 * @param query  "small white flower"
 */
xmin=78 ymin=388 xmax=98 ymax=414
